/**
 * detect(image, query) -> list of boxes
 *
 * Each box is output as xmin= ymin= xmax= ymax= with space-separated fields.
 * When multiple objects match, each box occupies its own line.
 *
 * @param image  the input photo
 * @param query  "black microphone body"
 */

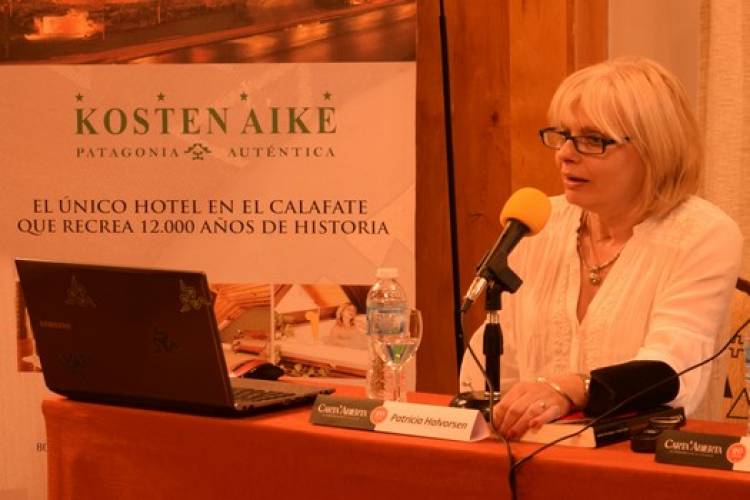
xmin=461 ymin=219 xmax=528 ymax=312
xmin=478 ymin=220 xmax=529 ymax=280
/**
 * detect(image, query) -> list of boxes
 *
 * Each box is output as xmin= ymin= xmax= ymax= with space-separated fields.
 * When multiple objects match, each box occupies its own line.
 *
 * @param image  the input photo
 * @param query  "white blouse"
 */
xmin=460 ymin=195 xmax=743 ymax=414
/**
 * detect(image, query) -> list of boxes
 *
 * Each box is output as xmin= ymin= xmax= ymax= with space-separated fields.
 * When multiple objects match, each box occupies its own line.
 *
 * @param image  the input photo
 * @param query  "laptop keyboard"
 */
xmin=232 ymin=387 xmax=295 ymax=403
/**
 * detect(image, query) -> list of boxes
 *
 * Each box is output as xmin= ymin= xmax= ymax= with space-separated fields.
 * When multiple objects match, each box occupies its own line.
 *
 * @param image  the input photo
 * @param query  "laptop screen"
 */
xmin=16 ymin=259 xmax=236 ymax=412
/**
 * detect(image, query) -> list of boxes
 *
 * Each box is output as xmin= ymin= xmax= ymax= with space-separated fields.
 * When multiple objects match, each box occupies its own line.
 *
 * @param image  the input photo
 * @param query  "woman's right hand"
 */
xmin=492 ymin=379 xmax=570 ymax=439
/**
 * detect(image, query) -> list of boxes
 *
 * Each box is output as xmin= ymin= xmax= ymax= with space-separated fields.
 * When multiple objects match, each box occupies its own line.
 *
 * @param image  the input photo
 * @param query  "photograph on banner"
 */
xmin=271 ymin=283 xmax=370 ymax=380
xmin=210 ymin=282 xmax=273 ymax=377
xmin=1 ymin=0 xmax=416 ymax=64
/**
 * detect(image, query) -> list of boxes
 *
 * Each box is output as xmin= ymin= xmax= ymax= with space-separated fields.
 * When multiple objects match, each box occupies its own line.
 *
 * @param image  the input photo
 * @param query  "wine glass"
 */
xmin=373 ymin=309 xmax=422 ymax=402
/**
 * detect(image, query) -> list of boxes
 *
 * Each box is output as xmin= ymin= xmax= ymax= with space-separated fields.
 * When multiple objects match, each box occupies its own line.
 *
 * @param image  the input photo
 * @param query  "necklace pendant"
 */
xmin=589 ymin=271 xmax=601 ymax=286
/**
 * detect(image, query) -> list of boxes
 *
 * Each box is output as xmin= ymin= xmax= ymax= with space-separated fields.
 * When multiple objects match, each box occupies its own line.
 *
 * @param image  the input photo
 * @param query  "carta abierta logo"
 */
xmin=73 ymin=91 xmax=338 ymax=161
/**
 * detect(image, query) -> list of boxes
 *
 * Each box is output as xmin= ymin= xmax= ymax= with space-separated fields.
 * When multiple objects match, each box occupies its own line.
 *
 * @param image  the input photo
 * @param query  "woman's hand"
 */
xmin=492 ymin=375 xmax=584 ymax=439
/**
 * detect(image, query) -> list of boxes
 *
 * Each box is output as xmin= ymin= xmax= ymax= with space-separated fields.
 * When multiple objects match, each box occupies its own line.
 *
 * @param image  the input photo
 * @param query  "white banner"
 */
xmin=0 ymin=62 xmax=415 ymax=499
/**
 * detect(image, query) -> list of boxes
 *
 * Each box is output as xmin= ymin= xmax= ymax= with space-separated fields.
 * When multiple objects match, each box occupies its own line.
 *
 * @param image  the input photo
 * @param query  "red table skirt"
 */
xmin=42 ymin=386 xmax=750 ymax=500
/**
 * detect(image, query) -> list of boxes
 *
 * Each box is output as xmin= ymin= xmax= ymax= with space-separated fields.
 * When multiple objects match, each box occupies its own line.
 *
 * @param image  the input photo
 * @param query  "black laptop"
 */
xmin=15 ymin=259 xmax=334 ymax=416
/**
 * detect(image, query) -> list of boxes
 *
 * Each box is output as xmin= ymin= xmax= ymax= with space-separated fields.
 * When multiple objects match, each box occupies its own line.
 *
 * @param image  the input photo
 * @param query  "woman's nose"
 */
xmin=555 ymin=138 xmax=580 ymax=163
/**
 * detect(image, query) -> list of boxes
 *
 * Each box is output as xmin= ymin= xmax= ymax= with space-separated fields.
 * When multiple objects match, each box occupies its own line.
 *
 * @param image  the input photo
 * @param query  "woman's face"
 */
xmin=555 ymin=119 xmax=646 ymax=220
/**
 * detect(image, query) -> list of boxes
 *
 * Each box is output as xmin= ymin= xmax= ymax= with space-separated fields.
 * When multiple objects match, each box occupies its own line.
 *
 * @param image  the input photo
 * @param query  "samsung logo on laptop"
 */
xmin=39 ymin=320 xmax=72 ymax=330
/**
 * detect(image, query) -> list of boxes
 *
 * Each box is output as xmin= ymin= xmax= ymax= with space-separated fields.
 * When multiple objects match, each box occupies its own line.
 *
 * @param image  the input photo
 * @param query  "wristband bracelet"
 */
xmin=536 ymin=376 xmax=576 ymax=409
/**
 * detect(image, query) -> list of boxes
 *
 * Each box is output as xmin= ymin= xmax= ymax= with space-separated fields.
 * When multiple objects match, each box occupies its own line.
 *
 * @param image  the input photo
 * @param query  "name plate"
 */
xmin=309 ymin=395 xmax=490 ymax=442
xmin=656 ymin=430 xmax=750 ymax=472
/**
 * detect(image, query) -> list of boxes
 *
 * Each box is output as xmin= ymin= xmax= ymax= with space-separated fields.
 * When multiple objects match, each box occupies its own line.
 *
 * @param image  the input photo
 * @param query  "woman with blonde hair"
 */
xmin=462 ymin=57 xmax=743 ymax=439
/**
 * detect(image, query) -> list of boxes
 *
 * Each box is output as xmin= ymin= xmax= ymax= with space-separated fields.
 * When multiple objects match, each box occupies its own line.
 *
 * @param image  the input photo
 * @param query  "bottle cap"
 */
xmin=376 ymin=268 xmax=398 ymax=279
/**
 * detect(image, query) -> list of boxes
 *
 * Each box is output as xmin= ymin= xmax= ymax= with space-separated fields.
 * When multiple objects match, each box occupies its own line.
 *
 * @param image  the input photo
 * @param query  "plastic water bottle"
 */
xmin=365 ymin=268 xmax=407 ymax=399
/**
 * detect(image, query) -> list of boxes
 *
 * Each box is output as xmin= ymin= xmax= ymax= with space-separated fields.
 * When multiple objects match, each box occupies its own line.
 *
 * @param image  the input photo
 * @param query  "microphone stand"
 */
xmin=451 ymin=253 xmax=521 ymax=421
xmin=483 ymin=282 xmax=502 ymax=401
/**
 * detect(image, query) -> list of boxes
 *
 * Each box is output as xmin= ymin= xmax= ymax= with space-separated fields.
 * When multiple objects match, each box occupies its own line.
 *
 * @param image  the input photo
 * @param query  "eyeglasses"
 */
xmin=539 ymin=127 xmax=629 ymax=155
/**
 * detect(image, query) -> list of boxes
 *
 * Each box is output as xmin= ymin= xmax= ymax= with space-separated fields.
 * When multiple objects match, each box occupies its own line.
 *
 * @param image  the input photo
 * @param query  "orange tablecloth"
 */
xmin=42 ymin=387 xmax=750 ymax=500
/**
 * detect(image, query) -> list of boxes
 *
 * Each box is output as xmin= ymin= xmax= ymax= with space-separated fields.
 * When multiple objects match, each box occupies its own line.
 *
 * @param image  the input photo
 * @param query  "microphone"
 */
xmin=461 ymin=187 xmax=551 ymax=312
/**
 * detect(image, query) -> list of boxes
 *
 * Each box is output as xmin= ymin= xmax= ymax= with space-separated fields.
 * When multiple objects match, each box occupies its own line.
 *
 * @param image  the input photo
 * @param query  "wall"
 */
xmin=609 ymin=0 xmax=700 ymax=106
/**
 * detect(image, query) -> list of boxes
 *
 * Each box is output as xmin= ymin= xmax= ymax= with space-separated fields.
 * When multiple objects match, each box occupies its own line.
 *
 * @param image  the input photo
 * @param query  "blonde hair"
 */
xmin=335 ymin=302 xmax=356 ymax=327
xmin=548 ymin=56 xmax=701 ymax=218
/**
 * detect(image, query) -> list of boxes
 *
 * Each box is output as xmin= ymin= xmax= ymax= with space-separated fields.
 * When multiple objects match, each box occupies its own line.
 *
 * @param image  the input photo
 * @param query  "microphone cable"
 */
xmin=506 ymin=315 xmax=750 ymax=500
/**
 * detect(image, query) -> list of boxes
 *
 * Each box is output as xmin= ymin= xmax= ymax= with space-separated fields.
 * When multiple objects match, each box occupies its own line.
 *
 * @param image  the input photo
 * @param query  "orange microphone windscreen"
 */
xmin=499 ymin=187 xmax=551 ymax=235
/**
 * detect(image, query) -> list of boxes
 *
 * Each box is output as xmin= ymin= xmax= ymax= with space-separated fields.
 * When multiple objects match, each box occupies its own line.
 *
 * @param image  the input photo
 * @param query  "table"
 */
xmin=42 ymin=386 xmax=750 ymax=500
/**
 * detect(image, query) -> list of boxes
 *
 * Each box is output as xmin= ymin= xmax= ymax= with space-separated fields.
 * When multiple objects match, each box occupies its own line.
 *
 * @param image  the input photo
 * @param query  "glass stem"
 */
xmin=389 ymin=365 xmax=404 ymax=401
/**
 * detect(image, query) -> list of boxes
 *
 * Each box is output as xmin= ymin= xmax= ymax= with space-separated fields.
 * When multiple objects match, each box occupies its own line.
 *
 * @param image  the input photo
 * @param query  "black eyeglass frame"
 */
xmin=538 ymin=127 xmax=629 ymax=155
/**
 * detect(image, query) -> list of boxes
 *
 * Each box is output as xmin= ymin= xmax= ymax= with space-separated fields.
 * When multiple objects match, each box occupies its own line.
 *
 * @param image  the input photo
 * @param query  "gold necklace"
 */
xmin=577 ymin=215 xmax=624 ymax=286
